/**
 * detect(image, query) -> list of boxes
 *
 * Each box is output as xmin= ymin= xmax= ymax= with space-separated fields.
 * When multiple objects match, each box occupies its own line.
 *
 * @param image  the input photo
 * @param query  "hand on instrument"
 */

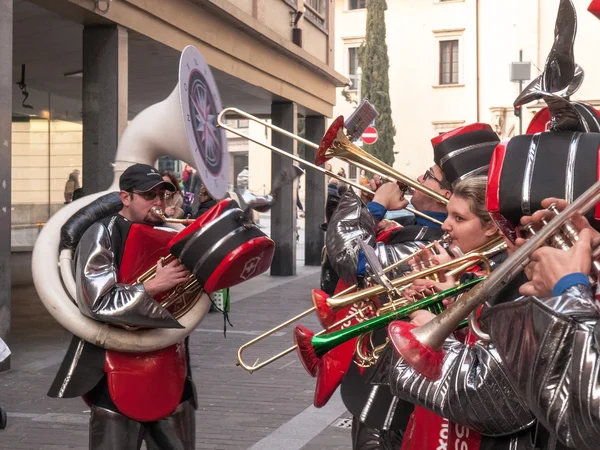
xmin=359 ymin=175 xmax=382 ymax=203
xmin=372 ymin=182 xmax=408 ymax=211
xmin=517 ymin=197 xmax=600 ymax=245
xmin=430 ymin=242 xmax=453 ymax=266
xmin=377 ymin=219 xmax=400 ymax=233
xmin=164 ymin=206 xmax=176 ymax=217
xmin=144 ymin=258 xmax=191 ymax=297
xmin=402 ymin=275 xmax=456 ymax=304
xmin=519 ymin=228 xmax=593 ymax=297
xmin=408 ymin=309 xmax=436 ymax=327
xmin=368 ymin=174 xmax=383 ymax=192
xmin=407 ymin=245 xmax=453 ymax=279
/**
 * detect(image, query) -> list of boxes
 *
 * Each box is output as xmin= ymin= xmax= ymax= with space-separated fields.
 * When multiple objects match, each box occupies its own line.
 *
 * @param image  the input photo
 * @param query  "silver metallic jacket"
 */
xmin=75 ymin=219 xmax=182 ymax=329
xmin=480 ymin=285 xmax=600 ymax=449
xmin=326 ymin=190 xmax=377 ymax=284
xmin=388 ymin=335 xmax=535 ymax=436
xmin=325 ymin=190 xmax=423 ymax=284
xmin=374 ymin=240 xmax=422 ymax=280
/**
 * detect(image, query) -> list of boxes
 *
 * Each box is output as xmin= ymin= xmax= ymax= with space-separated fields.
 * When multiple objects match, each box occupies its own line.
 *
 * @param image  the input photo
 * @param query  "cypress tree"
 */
xmin=360 ymin=0 xmax=395 ymax=166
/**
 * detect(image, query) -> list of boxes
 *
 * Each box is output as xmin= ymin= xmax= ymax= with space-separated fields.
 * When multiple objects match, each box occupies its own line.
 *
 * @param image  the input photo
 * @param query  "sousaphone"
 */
xmin=32 ymin=46 xmax=232 ymax=352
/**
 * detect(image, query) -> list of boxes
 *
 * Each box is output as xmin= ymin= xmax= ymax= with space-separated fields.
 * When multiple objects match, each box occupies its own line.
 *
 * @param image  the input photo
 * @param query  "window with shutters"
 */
xmin=439 ymin=39 xmax=459 ymax=85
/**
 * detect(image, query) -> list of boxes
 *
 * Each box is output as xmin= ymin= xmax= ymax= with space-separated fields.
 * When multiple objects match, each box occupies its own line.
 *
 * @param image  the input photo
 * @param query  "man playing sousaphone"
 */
xmin=49 ymin=164 xmax=197 ymax=450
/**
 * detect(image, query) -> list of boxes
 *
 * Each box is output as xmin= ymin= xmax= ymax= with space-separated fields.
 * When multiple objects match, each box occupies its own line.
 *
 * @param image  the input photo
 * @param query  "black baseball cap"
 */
xmin=119 ymin=164 xmax=176 ymax=192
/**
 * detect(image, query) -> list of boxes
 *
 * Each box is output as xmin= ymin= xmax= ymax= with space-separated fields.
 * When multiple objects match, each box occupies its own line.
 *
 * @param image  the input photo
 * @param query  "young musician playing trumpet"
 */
xmin=401 ymin=176 xmax=501 ymax=306
xmin=386 ymin=176 xmax=538 ymax=450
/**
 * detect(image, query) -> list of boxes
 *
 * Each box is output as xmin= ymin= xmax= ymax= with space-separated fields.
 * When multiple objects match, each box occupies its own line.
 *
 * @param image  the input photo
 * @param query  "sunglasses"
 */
xmin=423 ymin=168 xmax=452 ymax=191
xmin=131 ymin=190 xmax=168 ymax=201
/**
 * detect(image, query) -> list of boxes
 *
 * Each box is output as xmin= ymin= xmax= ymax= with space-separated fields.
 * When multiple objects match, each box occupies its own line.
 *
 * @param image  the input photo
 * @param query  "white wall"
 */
xmin=332 ymin=0 xmax=600 ymax=179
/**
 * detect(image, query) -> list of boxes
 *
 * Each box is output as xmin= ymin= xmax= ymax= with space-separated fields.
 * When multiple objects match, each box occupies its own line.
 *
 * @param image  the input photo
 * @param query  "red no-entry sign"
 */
xmin=362 ymin=126 xmax=378 ymax=145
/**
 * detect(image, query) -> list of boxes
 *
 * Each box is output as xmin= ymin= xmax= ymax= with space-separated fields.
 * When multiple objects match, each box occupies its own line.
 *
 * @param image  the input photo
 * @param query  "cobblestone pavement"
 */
xmin=0 ymin=267 xmax=355 ymax=450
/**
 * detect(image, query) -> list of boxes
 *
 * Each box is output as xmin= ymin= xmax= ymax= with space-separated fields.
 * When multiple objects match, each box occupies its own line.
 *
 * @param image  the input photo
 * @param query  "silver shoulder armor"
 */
xmin=481 ymin=285 xmax=600 ymax=449
xmin=389 ymin=336 xmax=534 ymax=436
xmin=325 ymin=190 xmax=376 ymax=284
xmin=375 ymin=241 xmax=423 ymax=280
xmin=75 ymin=222 xmax=182 ymax=329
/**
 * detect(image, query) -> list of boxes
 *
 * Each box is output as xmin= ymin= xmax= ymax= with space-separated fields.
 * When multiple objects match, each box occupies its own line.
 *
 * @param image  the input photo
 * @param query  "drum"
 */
xmin=486 ymin=131 xmax=600 ymax=240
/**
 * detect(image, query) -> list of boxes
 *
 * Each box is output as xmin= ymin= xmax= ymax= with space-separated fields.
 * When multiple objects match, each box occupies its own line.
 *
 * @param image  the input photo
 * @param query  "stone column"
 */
xmin=304 ymin=116 xmax=326 ymax=266
xmin=270 ymin=102 xmax=297 ymax=276
xmin=82 ymin=25 xmax=128 ymax=194
xmin=0 ymin=0 xmax=12 ymax=371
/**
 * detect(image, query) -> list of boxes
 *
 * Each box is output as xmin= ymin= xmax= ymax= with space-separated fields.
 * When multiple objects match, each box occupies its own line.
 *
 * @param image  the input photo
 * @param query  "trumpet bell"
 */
xmin=312 ymin=289 xmax=335 ymax=328
xmin=293 ymin=325 xmax=320 ymax=377
xmin=315 ymin=116 xmax=345 ymax=166
xmin=314 ymin=116 xmax=449 ymax=205
xmin=388 ymin=320 xmax=444 ymax=380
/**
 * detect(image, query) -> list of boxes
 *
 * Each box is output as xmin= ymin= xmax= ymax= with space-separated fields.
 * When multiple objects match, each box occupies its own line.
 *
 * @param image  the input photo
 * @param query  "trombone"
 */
xmin=217 ymin=107 xmax=447 ymax=226
xmin=236 ymin=239 xmax=506 ymax=373
xmin=294 ymin=276 xmax=485 ymax=376
xmin=236 ymin=235 xmax=451 ymax=373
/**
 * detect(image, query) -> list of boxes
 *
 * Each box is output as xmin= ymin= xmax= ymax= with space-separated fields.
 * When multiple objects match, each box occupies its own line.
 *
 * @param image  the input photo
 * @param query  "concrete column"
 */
xmin=270 ymin=102 xmax=297 ymax=276
xmin=83 ymin=25 xmax=128 ymax=194
xmin=0 ymin=0 xmax=12 ymax=371
xmin=304 ymin=116 xmax=326 ymax=266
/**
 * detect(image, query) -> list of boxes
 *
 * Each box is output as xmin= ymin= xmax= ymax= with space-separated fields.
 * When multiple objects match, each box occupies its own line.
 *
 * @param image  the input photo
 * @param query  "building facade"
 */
xmin=1 ymin=0 xmax=347 ymax=367
xmin=333 ymin=0 xmax=600 ymax=180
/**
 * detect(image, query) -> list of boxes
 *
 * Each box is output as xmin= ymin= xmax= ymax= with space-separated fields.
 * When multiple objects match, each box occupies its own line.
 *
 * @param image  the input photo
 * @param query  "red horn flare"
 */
xmin=293 ymin=325 xmax=319 ymax=377
xmin=388 ymin=321 xmax=444 ymax=381
xmin=315 ymin=116 xmax=344 ymax=166
xmin=312 ymin=289 xmax=336 ymax=329
xmin=313 ymin=338 xmax=356 ymax=408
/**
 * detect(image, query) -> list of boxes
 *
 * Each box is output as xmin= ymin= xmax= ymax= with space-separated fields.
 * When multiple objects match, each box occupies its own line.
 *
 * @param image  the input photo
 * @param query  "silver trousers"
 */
xmin=89 ymin=400 xmax=195 ymax=450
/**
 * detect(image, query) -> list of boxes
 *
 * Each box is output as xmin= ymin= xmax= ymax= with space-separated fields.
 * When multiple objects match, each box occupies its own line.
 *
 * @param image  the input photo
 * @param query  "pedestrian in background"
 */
xmin=64 ymin=169 xmax=80 ymax=204
xmin=237 ymin=166 xmax=249 ymax=190
xmin=160 ymin=170 xmax=185 ymax=219
xmin=194 ymin=185 xmax=217 ymax=218
xmin=181 ymin=164 xmax=194 ymax=192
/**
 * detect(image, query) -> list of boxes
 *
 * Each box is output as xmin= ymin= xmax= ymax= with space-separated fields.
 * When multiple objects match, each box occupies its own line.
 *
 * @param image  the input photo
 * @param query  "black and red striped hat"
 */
xmin=431 ymin=123 xmax=500 ymax=186
xmin=486 ymin=131 xmax=600 ymax=240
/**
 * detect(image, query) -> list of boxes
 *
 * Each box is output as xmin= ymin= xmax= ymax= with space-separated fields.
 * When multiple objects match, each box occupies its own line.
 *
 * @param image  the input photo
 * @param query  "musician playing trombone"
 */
xmin=478 ymin=198 xmax=600 ymax=450
xmin=327 ymin=164 xmax=451 ymax=449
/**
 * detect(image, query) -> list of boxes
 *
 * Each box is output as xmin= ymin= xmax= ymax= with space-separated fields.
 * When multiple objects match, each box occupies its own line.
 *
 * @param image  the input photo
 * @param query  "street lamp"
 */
xmin=509 ymin=50 xmax=531 ymax=135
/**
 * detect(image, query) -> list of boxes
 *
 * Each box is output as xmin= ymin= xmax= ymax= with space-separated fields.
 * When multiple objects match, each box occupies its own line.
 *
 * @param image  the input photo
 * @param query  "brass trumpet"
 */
xmin=391 ymin=181 xmax=600 ymax=381
xmin=217 ymin=107 xmax=446 ymax=226
xmin=344 ymin=239 xmax=507 ymax=368
xmin=294 ymin=276 xmax=485 ymax=376
xmin=317 ymin=236 xmax=506 ymax=329
xmin=135 ymin=255 xmax=201 ymax=321
xmin=236 ymin=235 xmax=451 ymax=373
xmin=236 ymin=240 xmax=505 ymax=373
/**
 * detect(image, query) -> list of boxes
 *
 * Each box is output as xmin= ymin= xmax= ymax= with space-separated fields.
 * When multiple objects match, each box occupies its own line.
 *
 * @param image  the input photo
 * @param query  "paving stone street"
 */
xmin=1 ymin=264 xmax=355 ymax=450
